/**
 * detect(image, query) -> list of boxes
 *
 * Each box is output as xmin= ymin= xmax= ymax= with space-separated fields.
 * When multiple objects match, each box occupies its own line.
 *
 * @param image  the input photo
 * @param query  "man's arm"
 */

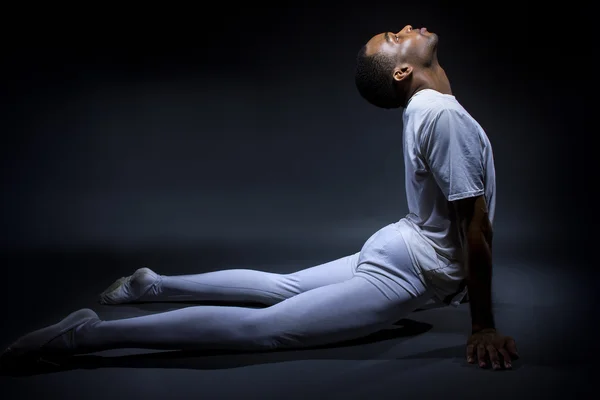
xmin=451 ymin=194 xmax=495 ymax=333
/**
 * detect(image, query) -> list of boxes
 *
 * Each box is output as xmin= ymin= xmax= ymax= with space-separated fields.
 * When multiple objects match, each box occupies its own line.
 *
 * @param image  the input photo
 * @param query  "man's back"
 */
xmin=396 ymin=89 xmax=497 ymax=304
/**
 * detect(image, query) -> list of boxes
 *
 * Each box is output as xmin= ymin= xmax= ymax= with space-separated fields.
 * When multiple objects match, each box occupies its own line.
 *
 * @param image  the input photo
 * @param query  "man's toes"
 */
xmin=98 ymin=277 xmax=129 ymax=305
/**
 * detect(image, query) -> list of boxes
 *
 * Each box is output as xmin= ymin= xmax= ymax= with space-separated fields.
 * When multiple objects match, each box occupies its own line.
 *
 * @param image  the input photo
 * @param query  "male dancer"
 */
xmin=1 ymin=25 xmax=518 ymax=370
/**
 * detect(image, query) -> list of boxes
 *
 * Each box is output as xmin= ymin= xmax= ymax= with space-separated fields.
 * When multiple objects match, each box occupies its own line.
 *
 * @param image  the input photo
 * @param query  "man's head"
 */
xmin=355 ymin=25 xmax=440 ymax=109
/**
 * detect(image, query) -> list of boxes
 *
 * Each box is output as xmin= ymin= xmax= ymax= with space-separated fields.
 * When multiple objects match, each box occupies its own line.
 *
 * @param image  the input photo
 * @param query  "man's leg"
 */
xmin=1 ymin=222 xmax=433 ymax=357
xmin=77 ymin=275 xmax=433 ymax=353
xmin=99 ymin=253 xmax=361 ymax=305
xmin=5 ymin=273 xmax=433 ymax=357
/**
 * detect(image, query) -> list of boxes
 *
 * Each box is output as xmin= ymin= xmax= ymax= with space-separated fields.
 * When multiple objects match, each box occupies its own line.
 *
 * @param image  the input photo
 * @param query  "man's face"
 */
xmin=365 ymin=25 xmax=438 ymax=67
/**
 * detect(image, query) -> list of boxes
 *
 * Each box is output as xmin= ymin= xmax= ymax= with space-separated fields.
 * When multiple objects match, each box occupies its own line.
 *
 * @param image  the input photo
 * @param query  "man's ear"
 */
xmin=393 ymin=65 xmax=413 ymax=82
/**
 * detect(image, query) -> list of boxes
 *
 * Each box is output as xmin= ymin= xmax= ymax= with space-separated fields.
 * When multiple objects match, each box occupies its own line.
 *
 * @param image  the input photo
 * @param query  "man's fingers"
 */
xmin=506 ymin=338 xmax=519 ymax=359
xmin=477 ymin=344 xmax=486 ymax=368
xmin=466 ymin=344 xmax=476 ymax=363
xmin=498 ymin=348 xmax=512 ymax=369
xmin=487 ymin=345 xmax=501 ymax=370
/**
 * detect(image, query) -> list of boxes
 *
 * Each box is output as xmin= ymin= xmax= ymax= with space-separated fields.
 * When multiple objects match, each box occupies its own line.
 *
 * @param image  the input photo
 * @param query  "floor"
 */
xmin=0 ymin=241 xmax=593 ymax=399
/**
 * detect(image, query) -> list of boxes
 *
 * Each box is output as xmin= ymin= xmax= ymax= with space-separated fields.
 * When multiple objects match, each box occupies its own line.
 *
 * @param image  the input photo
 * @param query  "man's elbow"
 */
xmin=467 ymin=225 xmax=493 ymax=256
xmin=474 ymin=213 xmax=493 ymax=248
xmin=454 ymin=195 xmax=493 ymax=251
xmin=467 ymin=221 xmax=492 ymax=247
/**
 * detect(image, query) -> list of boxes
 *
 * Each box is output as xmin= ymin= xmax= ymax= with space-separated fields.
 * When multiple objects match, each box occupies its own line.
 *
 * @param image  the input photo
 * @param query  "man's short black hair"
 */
xmin=354 ymin=45 xmax=402 ymax=109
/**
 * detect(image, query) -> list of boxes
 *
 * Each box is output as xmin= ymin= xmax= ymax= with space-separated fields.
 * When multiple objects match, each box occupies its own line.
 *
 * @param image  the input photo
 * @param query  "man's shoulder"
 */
xmin=408 ymin=95 xmax=462 ymax=122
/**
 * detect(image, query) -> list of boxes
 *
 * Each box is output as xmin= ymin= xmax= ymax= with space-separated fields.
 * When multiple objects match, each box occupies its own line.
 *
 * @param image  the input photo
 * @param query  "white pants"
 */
xmin=79 ymin=221 xmax=437 ymax=352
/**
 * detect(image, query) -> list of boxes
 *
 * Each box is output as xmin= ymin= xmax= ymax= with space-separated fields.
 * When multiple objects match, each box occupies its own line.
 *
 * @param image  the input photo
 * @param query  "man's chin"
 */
xmin=427 ymin=32 xmax=439 ymax=43
xmin=427 ymin=33 xmax=439 ymax=52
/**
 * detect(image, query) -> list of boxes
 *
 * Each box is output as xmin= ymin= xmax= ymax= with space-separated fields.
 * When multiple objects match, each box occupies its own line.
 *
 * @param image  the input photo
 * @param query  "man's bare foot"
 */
xmin=98 ymin=267 xmax=160 ymax=305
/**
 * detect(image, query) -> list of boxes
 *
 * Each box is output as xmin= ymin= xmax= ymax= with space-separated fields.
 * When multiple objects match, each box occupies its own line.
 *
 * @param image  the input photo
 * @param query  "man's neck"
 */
xmin=403 ymin=65 xmax=452 ymax=107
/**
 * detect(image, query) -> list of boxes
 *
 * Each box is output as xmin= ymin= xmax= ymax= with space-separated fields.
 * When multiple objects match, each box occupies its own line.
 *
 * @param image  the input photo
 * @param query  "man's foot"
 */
xmin=98 ymin=267 xmax=160 ymax=305
xmin=0 ymin=308 xmax=99 ymax=364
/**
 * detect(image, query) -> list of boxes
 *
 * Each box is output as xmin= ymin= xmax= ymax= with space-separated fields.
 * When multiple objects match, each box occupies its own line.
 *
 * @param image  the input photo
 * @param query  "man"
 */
xmin=1 ymin=25 xmax=518 ymax=371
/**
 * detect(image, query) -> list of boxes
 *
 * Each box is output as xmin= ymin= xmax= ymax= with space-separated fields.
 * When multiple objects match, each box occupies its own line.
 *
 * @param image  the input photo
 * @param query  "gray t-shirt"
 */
xmin=396 ymin=89 xmax=497 ymax=305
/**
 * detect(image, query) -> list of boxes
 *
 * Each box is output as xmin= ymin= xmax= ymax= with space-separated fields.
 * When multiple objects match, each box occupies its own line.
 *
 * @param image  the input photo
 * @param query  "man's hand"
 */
xmin=466 ymin=328 xmax=519 ymax=370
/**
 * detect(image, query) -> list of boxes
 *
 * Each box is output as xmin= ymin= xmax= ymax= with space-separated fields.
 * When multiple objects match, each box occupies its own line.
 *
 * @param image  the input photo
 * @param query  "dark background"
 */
xmin=0 ymin=1 xmax=594 ymax=399
xmin=1 ymin=3 xmax=591 ymax=255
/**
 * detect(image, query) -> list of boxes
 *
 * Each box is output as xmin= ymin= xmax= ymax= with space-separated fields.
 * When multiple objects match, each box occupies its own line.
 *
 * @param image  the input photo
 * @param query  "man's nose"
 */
xmin=398 ymin=25 xmax=412 ymax=34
